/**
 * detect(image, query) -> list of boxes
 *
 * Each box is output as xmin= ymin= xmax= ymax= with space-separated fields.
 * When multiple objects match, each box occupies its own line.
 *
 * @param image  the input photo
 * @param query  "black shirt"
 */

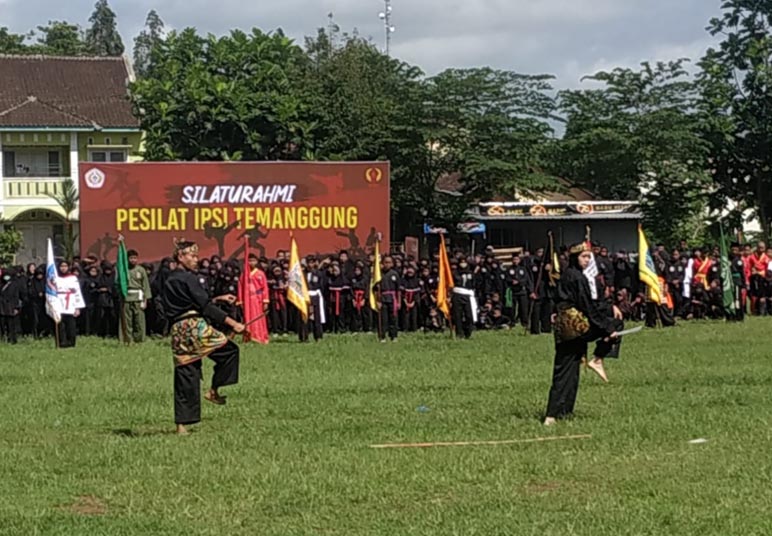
xmin=163 ymin=268 xmax=226 ymax=325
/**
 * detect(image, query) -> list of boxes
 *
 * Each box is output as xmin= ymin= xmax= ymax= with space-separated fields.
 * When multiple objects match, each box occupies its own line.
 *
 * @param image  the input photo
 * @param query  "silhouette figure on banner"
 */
xmin=230 ymin=225 xmax=270 ymax=261
xmin=204 ymin=221 xmax=240 ymax=258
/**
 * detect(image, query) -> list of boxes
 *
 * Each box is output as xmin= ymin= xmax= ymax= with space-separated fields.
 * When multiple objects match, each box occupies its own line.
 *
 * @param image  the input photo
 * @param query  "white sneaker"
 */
xmin=543 ymin=417 xmax=557 ymax=427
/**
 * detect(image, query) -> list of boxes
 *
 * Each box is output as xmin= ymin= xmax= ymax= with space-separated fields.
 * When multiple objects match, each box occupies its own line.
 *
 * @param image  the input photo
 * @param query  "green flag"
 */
xmin=117 ymin=239 xmax=130 ymax=299
xmin=719 ymin=223 xmax=735 ymax=315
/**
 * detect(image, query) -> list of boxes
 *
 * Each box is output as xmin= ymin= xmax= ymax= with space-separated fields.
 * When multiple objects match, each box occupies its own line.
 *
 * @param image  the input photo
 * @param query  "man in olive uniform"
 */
xmin=121 ymin=249 xmax=152 ymax=343
xmin=729 ymin=242 xmax=746 ymax=321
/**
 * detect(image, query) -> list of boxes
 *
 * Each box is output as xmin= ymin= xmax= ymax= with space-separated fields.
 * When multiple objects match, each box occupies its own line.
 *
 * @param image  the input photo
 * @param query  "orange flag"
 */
xmin=437 ymin=234 xmax=454 ymax=320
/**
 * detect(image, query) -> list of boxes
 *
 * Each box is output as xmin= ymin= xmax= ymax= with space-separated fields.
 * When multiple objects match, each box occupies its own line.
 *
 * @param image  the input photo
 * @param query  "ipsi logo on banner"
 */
xmin=85 ymin=168 xmax=105 ymax=189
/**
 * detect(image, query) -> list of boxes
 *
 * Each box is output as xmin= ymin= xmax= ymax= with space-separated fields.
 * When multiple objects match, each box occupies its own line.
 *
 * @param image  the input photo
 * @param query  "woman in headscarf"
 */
xmin=544 ymin=242 xmax=621 ymax=426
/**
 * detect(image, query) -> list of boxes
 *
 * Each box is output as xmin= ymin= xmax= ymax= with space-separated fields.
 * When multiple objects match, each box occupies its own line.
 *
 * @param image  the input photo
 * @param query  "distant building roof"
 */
xmin=0 ymin=54 xmax=139 ymax=129
xmin=435 ymin=173 xmax=597 ymax=202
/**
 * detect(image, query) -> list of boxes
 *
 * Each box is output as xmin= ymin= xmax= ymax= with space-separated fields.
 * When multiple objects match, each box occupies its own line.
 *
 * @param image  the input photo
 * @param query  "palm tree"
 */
xmin=48 ymin=178 xmax=79 ymax=262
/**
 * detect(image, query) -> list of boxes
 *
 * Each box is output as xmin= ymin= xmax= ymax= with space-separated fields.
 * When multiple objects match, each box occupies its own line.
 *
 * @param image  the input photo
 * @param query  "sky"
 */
xmin=1 ymin=0 xmax=722 ymax=88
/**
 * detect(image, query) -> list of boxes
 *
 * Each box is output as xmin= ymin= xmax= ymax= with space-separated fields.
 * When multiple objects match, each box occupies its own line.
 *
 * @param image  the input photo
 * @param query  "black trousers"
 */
xmin=380 ymin=302 xmax=399 ymax=340
xmin=298 ymin=296 xmax=323 ymax=342
xmin=270 ymin=304 xmax=288 ymax=334
xmin=511 ymin=293 xmax=530 ymax=327
xmin=58 ymin=314 xmax=77 ymax=348
xmin=530 ymin=298 xmax=553 ymax=334
xmin=402 ymin=303 xmax=419 ymax=332
xmin=546 ymin=322 xmax=623 ymax=419
xmin=0 ymin=315 xmax=18 ymax=344
xmin=174 ymin=340 xmax=240 ymax=425
xmin=451 ymin=293 xmax=474 ymax=339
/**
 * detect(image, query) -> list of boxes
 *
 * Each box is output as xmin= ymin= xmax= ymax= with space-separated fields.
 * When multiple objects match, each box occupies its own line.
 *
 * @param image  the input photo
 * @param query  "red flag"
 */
xmin=239 ymin=235 xmax=252 ymax=342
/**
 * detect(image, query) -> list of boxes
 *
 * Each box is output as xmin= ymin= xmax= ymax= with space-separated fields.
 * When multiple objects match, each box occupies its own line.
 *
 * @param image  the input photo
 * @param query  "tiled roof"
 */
xmin=0 ymin=54 xmax=139 ymax=129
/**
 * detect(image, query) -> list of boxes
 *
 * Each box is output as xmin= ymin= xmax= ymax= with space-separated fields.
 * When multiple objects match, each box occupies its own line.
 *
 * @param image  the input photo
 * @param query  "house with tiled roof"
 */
xmin=0 ymin=54 xmax=141 ymax=264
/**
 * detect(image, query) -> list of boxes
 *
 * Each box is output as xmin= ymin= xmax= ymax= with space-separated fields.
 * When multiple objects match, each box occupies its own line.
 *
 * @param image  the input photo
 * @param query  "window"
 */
xmin=121 ymin=137 xmax=129 ymax=145
xmin=88 ymin=150 xmax=126 ymax=163
xmin=2 ymin=151 xmax=15 ymax=177
xmin=48 ymin=151 xmax=60 ymax=177
xmin=104 ymin=137 xmax=111 ymax=145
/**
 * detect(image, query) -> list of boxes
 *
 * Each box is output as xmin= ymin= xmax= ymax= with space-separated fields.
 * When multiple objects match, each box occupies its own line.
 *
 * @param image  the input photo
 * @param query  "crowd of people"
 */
xmin=1 ymin=238 xmax=771 ymax=346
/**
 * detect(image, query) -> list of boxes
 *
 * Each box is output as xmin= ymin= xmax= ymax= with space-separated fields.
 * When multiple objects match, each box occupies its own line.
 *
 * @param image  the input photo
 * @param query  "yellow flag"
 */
xmin=638 ymin=225 xmax=663 ymax=305
xmin=287 ymin=235 xmax=310 ymax=320
xmin=369 ymin=239 xmax=382 ymax=311
xmin=437 ymin=234 xmax=454 ymax=320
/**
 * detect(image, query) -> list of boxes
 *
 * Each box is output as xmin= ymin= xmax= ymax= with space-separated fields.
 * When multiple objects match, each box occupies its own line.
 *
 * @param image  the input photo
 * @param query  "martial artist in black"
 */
xmin=666 ymin=250 xmax=686 ymax=318
xmin=400 ymin=266 xmax=421 ymax=332
xmin=0 ymin=268 xmax=21 ymax=344
xmin=545 ymin=243 xmax=620 ymax=425
xmin=350 ymin=265 xmax=370 ymax=333
xmin=301 ymin=256 xmax=325 ymax=342
xmin=378 ymin=255 xmax=401 ymax=341
xmin=326 ymin=263 xmax=351 ymax=334
xmin=506 ymin=254 xmax=532 ymax=328
xmin=451 ymin=259 xmax=476 ymax=339
xmin=163 ymin=241 xmax=245 ymax=435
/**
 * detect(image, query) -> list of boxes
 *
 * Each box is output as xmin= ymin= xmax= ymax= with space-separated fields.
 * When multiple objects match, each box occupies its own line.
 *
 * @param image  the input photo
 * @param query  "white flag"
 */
xmin=45 ymin=239 xmax=63 ymax=324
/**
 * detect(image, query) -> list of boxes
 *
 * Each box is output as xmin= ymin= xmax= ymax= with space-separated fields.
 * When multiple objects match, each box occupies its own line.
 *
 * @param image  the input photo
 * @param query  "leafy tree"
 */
xmin=85 ymin=0 xmax=124 ymax=56
xmin=35 ymin=21 xmax=86 ymax=56
xmin=0 ymin=224 xmax=23 ymax=265
xmin=131 ymin=28 xmax=312 ymax=161
xmin=0 ymin=27 xmax=27 ymax=53
xmin=132 ymin=10 xmax=164 ymax=78
xmin=49 ymin=178 xmax=80 ymax=262
xmin=552 ymin=61 xmax=711 ymax=245
xmin=699 ymin=0 xmax=772 ymax=238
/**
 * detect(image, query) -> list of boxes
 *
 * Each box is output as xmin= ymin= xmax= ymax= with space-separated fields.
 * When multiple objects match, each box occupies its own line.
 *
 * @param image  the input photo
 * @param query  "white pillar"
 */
xmin=69 ymin=131 xmax=79 ymax=191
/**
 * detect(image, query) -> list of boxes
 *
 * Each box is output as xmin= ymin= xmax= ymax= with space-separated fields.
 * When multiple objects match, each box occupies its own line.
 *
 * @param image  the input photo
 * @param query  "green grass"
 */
xmin=1 ymin=320 xmax=772 ymax=535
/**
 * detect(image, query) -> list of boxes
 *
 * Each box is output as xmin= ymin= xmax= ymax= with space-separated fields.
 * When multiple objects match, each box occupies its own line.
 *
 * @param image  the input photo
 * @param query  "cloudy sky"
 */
xmin=2 ymin=0 xmax=721 ymax=87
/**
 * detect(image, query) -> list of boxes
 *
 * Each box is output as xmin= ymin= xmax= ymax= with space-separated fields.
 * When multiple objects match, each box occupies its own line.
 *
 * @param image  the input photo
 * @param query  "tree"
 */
xmin=0 ymin=27 xmax=27 ymax=53
xmin=131 ymin=28 xmax=313 ymax=161
xmin=35 ymin=21 xmax=86 ymax=56
xmin=699 ymin=0 xmax=772 ymax=238
xmin=133 ymin=10 xmax=164 ymax=78
xmin=85 ymin=0 xmax=124 ymax=56
xmin=0 ymin=224 xmax=23 ymax=265
xmin=302 ymin=27 xmax=558 ymax=236
xmin=551 ymin=61 xmax=711 ymax=245
xmin=49 ymin=178 xmax=80 ymax=262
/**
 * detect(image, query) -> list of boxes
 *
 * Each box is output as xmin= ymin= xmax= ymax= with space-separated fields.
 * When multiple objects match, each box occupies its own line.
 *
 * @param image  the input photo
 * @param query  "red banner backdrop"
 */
xmin=79 ymin=162 xmax=390 ymax=262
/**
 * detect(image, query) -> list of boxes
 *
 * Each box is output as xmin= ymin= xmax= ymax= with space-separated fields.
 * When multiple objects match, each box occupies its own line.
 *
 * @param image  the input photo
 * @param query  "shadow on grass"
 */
xmin=111 ymin=428 xmax=180 ymax=438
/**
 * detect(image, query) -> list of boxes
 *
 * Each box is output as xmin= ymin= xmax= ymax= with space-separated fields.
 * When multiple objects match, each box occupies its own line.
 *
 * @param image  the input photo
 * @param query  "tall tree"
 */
xmin=551 ymin=61 xmax=711 ymax=245
xmin=131 ymin=28 xmax=313 ymax=161
xmin=35 ymin=21 xmax=86 ymax=56
xmin=133 ymin=10 xmax=165 ymax=78
xmin=0 ymin=27 xmax=27 ymax=53
xmin=85 ymin=0 xmax=124 ymax=56
xmin=699 ymin=0 xmax=772 ymax=237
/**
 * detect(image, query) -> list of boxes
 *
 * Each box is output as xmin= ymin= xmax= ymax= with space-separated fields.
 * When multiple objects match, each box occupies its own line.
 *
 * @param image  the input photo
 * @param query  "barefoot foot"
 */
xmin=587 ymin=358 xmax=609 ymax=383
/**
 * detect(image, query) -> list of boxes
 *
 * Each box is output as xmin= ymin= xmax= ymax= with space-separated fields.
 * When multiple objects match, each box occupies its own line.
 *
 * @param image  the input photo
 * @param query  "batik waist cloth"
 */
xmin=170 ymin=311 xmax=228 ymax=367
xmin=554 ymin=303 xmax=590 ymax=344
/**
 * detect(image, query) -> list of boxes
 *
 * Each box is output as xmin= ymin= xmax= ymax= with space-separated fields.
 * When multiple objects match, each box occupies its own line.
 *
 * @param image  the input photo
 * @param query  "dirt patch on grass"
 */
xmin=60 ymin=495 xmax=107 ymax=516
xmin=524 ymin=481 xmax=563 ymax=494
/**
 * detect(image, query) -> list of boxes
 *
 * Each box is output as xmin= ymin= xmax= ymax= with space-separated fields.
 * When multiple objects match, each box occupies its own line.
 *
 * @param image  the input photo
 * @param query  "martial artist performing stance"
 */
xmin=163 ymin=240 xmax=245 ymax=435
xmin=545 ymin=242 xmax=620 ymax=425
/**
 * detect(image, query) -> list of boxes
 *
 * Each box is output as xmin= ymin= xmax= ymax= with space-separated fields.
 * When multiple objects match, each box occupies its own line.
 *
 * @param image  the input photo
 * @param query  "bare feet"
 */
xmin=543 ymin=417 xmax=557 ymax=426
xmin=176 ymin=424 xmax=190 ymax=436
xmin=587 ymin=358 xmax=609 ymax=383
xmin=204 ymin=389 xmax=227 ymax=405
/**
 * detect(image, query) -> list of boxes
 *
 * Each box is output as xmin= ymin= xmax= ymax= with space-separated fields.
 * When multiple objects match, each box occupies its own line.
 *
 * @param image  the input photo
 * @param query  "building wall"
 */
xmin=76 ymin=131 xmax=143 ymax=162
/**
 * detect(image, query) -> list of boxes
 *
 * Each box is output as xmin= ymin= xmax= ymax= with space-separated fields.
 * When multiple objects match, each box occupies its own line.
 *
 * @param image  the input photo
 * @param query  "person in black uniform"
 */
xmin=378 ymin=255 xmax=401 ymax=341
xmin=301 ymin=256 xmax=325 ymax=342
xmin=451 ymin=257 xmax=476 ymax=339
xmin=82 ymin=264 xmax=100 ymax=336
xmin=545 ymin=242 xmax=621 ymax=425
xmin=506 ymin=254 xmax=532 ymax=328
xmin=163 ymin=240 xmax=245 ymax=435
xmin=350 ymin=264 xmax=370 ymax=333
xmin=666 ymin=249 xmax=686 ymax=318
xmin=0 ymin=268 xmax=22 ymax=344
xmin=400 ymin=265 xmax=421 ymax=332
xmin=326 ymin=262 xmax=351 ymax=334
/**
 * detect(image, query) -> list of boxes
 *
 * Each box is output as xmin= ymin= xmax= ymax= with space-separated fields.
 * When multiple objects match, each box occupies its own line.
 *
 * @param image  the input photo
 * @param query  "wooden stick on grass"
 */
xmin=369 ymin=434 xmax=592 ymax=449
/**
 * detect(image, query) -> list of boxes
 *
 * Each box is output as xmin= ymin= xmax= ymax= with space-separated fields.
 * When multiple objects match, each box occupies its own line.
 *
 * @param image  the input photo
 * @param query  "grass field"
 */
xmin=1 ymin=319 xmax=772 ymax=535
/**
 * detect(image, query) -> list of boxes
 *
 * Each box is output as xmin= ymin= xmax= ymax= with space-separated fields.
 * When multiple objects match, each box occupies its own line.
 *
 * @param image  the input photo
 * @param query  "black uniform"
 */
xmin=505 ymin=263 xmax=533 ymax=327
xmin=0 ymin=272 xmax=22 ymax=344
xmin=379 ymin=268 xmax=401 ymax=340
xmin=301 ymin=269 xmax=325 ymax=342
xmin=666 ymin=260 xmax=686 ymax=317
xmin=400 ymin=273 xmax=422 ymax=332
xmin=451 ymin=265 xmax=476 ymax=339
xmin=326 ymin=274 xmax=351 ymax=334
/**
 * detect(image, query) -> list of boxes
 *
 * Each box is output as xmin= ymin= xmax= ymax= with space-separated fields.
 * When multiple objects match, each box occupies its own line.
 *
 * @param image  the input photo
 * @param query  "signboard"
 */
xmin=79 ymin=162 xmax=390 ymax=262
xmin=479 ymin=202 xmax=638 ymax=218
xmin=423 ymin=222 xmax=487 ymax=235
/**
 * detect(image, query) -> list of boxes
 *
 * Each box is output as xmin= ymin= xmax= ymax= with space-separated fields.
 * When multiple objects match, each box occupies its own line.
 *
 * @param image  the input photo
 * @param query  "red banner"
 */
xmin=79 ymin=162 xmax=390 ymax=262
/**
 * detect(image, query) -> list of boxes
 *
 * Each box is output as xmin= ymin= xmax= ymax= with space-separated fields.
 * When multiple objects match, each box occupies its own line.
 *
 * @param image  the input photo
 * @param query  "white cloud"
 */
xmin=2 ymin=0 xmax=723 ymax=87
